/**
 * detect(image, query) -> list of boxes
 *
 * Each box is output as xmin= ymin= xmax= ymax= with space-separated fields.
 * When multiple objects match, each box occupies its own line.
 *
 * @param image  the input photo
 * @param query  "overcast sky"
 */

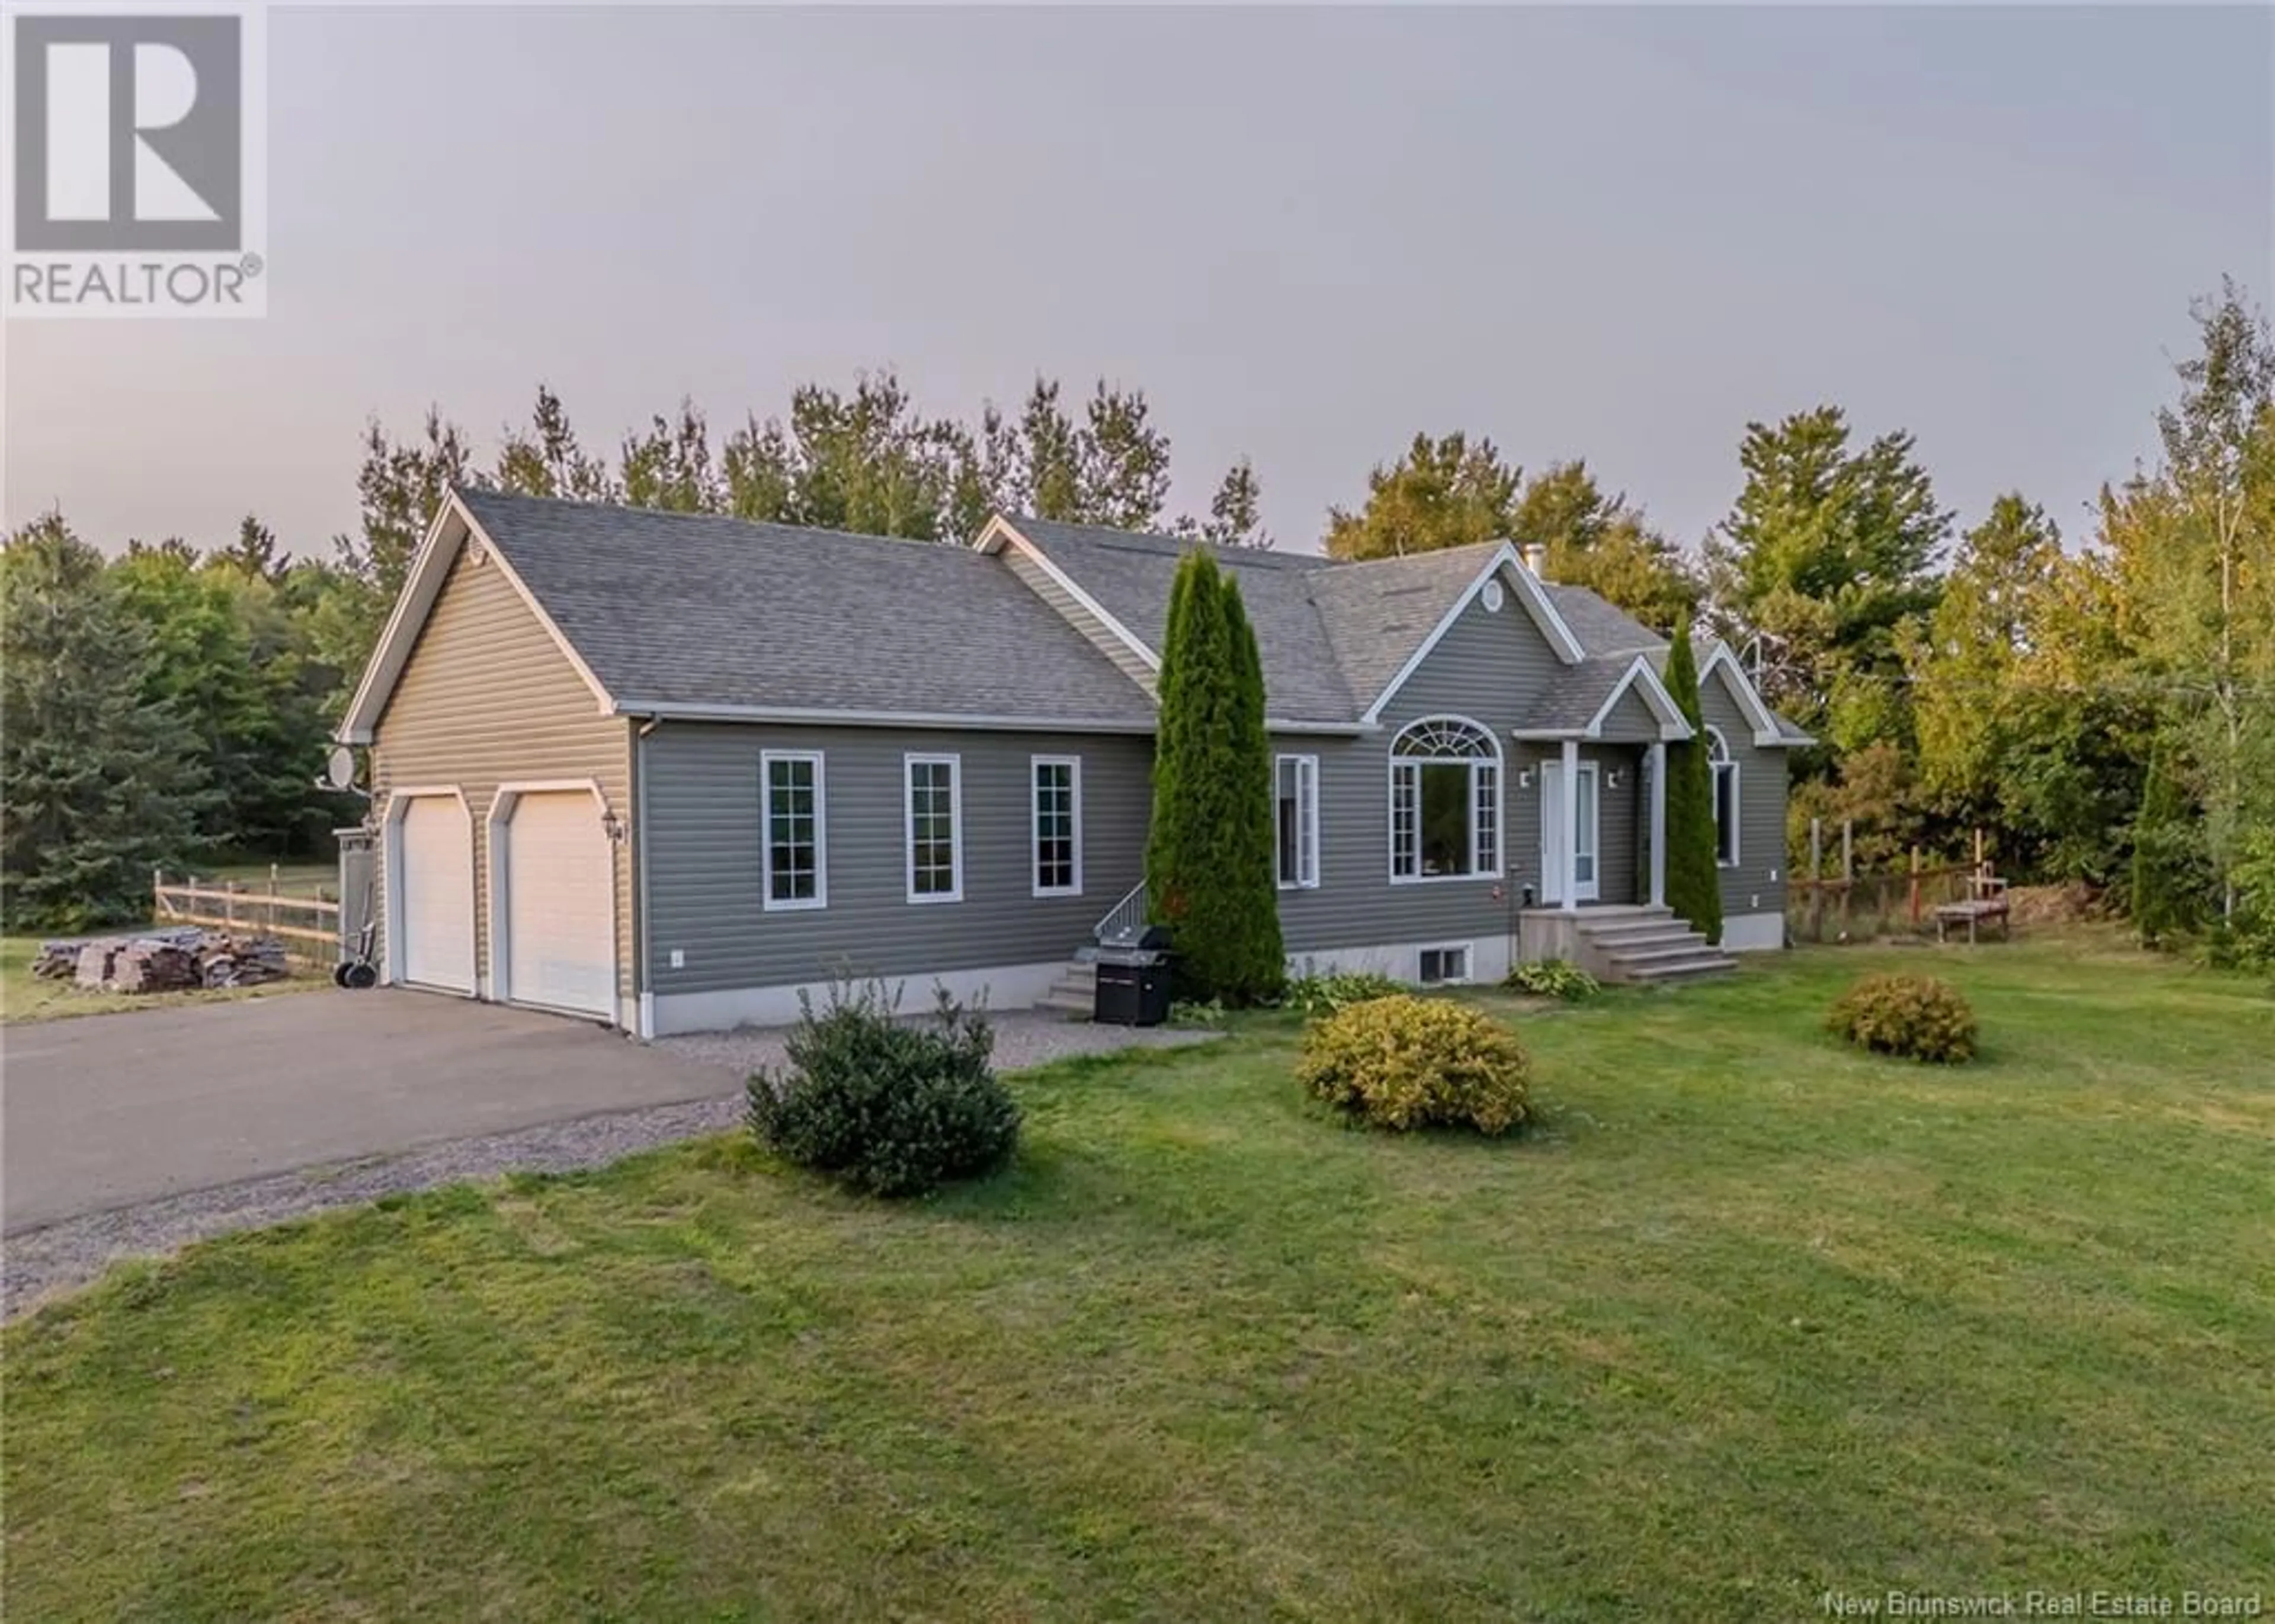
xmin=4 ymin=4 xmax=2269 ymax=560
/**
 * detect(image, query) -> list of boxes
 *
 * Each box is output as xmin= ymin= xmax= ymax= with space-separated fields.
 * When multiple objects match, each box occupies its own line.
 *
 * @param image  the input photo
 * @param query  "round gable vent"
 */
xmin=1480 ymin=578 xmax=1506 ymax=613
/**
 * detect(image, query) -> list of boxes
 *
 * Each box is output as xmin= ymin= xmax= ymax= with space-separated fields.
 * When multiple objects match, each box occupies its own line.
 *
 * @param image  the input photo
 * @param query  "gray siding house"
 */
xmin=341 ymin=489 xmax=1806 ymax=1037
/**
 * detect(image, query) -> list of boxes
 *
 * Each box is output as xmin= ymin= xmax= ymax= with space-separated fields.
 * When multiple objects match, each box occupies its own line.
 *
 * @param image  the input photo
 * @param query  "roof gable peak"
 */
xmin=1357 ymin=546 xmax=1587 ymax=724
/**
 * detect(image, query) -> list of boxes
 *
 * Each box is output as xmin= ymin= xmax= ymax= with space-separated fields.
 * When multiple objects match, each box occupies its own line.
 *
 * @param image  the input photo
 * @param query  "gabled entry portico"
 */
xmin=1513 ymin=655 xmax=1689 ymax=917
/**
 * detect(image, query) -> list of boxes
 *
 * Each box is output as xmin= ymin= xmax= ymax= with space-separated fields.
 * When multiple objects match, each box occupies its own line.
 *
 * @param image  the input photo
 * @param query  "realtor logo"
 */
xmin=4 ymin=5 xmax=267 ymax=318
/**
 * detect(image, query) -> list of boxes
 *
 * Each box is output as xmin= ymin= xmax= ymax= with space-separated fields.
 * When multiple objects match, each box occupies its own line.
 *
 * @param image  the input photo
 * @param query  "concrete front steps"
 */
xmin=1035 ymin=953 xmax=1097 ymax=1017
xmin=1572 ymin=907 xmax=1736 ymax=985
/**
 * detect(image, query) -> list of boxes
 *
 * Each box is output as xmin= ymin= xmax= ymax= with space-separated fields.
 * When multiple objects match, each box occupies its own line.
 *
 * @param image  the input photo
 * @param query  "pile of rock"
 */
xmin=198 ymin=933 xmax=291 ymax=988
xmin=34 ymin=927 xmax=295 ymax=994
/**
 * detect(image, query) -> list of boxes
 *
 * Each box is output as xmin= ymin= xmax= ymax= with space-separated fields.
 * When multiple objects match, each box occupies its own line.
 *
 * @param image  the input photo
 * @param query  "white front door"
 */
xmin=1539 ymin=762 xmax=1601 ymax=904
xmin=502 ymin=791 xmax=616 ymax=1019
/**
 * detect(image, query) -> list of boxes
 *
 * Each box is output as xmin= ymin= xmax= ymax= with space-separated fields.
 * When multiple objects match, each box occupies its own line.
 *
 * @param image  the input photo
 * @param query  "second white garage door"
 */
xmin=501 ymin=791 xmax=616 ymax=1019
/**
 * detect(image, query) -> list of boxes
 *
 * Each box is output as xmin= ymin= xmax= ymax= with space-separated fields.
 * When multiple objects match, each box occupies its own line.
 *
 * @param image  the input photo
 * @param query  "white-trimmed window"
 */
xmin=1031 ymin=755 xmax=1082 ymax=898
xmin=1419 ymin=944 xmax=1473 ymax=985
xmin=1276 ymin=754 xmax=1320 ymax=890
xmin=762 ymin=751 xmax=826 ymax=910
xmin=1706 ymin=727 xmax=1740 ymax=868
xmin=1390 ymin=716 xmax=1501 ymax=882
xmin=905 ymin=754 xmax=963 ymax=903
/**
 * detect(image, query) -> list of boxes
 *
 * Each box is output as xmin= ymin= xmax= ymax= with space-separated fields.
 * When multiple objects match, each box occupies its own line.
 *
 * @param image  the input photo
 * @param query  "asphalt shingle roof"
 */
xmin=1512 ymin=656 xmax=1647 ymax=735
xmin=1008 ymin=525 xmax=1675 ymax=725
xmin=1543 ymin=584 xmax=1664 ymax=656
xmin=1304 ymin=543 xmax=1511 ymax=710
xmin=1001 ymin=518 xmax=1356 ymax=725
xmin=458 ymin=489 xmax=1157 ymax=726
xmin=451 ymin=492 xmax=1781 ymax=739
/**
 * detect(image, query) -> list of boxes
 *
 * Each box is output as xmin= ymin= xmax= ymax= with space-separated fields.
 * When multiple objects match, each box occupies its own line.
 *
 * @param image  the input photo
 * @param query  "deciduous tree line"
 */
xmin=6 ymin=283 xmax=2270 ymax=965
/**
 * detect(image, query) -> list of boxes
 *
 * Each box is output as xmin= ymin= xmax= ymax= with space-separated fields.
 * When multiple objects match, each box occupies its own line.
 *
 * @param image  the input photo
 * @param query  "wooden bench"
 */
xmin=1936 ymin=869 xmax=2010 ymax=944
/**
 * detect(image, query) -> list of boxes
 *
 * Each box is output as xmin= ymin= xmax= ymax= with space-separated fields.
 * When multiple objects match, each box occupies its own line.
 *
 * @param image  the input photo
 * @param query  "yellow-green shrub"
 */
xmin=1827 ymin=972 xmax=1978 ymax=1064
xmin=1296 ymin=994 xmax=1531 ymax=1135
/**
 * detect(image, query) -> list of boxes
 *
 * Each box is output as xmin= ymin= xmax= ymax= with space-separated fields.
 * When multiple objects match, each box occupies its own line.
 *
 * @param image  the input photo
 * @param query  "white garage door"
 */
xmin=397 ymin=795 xmax=476 ymax=994
xmin=502 ymin=791 xmax=615 ymax=1019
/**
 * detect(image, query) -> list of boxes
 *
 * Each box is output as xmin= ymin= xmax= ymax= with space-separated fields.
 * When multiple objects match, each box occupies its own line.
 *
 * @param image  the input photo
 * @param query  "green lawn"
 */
xmin=6 ymin=937 xmax=2271 ymax=1620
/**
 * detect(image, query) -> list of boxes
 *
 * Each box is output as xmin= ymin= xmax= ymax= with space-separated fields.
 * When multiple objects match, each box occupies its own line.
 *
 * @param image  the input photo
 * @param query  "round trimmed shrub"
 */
xmin=1297 ymin=994 xmax=1531 ymax=1135
xmin=1827 ymin=972 xmax=1978 ymax=1064
xmin=747 ymin=982 xmax=1020 ymax=1197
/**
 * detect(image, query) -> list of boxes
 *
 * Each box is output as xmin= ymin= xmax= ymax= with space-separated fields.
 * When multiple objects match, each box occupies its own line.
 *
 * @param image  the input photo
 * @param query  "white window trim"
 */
xmin=1030 ymin=755 xmax=1084 ymax=899
xmin=1418 ymin=941 xmax=1475 ymax=985
xmin=905 ymin=752 xmax=965 ymax=905
xmin=761 ymin=749 xmax=828 ymax=912
xmin=1706 ymin=726 xmax=1741 ymax=869
xmin=1387 ymin=715 xmax=1504 ymax=886
xmin=1276 ymin=753 xmax=1321 ymax=891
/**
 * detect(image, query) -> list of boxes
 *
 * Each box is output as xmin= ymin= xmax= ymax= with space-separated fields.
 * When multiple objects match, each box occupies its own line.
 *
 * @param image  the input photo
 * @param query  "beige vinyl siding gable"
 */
xmin=370 ymin=543 xmax=636 ymax=1012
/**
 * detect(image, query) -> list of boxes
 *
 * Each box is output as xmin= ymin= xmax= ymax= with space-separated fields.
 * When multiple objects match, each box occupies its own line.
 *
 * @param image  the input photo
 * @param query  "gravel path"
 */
xmin=3 ymin=1014 xmax=1215 ymax=1321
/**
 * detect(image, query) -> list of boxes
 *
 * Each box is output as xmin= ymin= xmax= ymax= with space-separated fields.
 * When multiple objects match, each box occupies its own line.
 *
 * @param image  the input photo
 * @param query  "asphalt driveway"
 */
xmin=1 ymin=991 xmax=732 ymax=1233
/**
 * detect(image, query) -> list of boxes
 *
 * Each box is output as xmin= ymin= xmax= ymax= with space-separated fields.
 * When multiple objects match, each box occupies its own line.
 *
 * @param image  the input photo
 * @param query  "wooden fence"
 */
xmin=1784 ymin=822 xmax=1985 ymax=944
xmin=152 ymin=866 xmax=341 ymax=962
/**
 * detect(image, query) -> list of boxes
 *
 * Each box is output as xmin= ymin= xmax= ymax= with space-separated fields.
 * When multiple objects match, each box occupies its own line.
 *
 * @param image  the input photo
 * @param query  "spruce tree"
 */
xmin=1145 ymin=552 xmax=1284 ymax=1004
xmin=1 ymin=516 xmax=204 ymax=929
xmin=1662 ymin=619 xmax=1723 ymax=944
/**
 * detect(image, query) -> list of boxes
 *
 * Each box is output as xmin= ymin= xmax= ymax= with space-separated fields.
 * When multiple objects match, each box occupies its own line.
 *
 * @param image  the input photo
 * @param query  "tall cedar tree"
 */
xmin=2130 ymin=736 xmax=2210 ymax=946
xmin=1662 ymin=620 xmax=1723 ymax=944
xmin=1145 ymin=552 xmax=1284 ymax=1003
xmin=1146 ymin=556 xmax=1207 ymax=961
xmin=1217 ymin=579 xmax=1286 ymax=997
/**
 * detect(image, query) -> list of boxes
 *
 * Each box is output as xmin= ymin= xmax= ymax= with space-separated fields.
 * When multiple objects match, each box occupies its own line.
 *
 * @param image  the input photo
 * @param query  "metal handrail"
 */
xmin=1094 ymin=879 xmax=1148 ymax=945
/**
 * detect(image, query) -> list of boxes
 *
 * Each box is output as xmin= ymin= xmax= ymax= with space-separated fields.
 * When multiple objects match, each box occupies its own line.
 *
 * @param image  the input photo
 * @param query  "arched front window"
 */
xmin=1390 ymin=716 xmax=1501 ymax=881
xmin=1705 ymin=726 xmax=1739 ymax=867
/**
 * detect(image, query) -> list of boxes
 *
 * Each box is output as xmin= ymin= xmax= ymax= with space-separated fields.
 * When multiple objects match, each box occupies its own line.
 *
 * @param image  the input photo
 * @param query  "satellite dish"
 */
xmin=324 ymin=745 xmax=359 ymax=792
